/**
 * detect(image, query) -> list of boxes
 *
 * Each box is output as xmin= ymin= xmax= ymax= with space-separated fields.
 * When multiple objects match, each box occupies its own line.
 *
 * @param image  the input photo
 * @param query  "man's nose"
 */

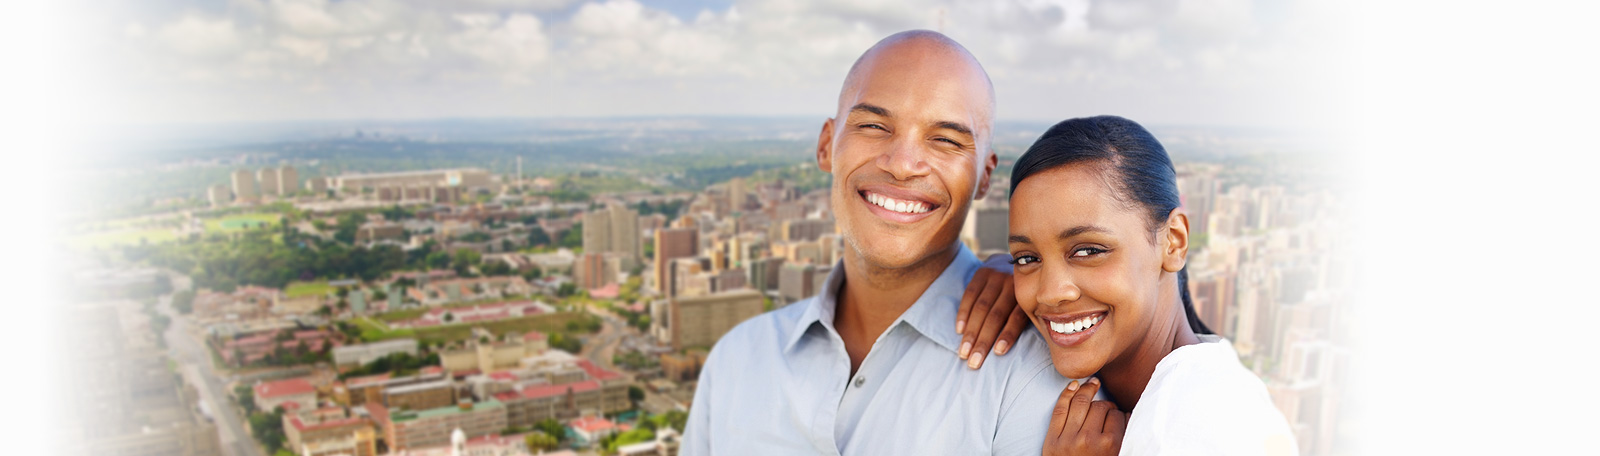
xmin=875 ymin=135 xmax=931 ymax=181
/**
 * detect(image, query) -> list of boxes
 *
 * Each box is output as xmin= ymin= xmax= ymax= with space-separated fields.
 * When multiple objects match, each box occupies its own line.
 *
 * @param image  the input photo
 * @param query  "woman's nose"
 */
xmin=1035 ymin=261 xmax=1081 ymax=306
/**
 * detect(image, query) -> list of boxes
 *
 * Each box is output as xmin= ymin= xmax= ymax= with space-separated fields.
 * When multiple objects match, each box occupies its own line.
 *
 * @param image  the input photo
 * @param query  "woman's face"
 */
xmin=1008 ymin=163 xmax=1180 ymax=379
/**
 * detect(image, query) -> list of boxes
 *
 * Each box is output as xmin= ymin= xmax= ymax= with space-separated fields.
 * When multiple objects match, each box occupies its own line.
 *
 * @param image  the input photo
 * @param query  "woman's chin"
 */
xmin=1049 ymin=353 xmax=1102 ymax=380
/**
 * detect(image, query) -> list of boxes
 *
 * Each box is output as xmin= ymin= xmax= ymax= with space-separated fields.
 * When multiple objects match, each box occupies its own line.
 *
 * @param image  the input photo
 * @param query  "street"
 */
xmin=159 ymin=275 xmax=265 ymax=456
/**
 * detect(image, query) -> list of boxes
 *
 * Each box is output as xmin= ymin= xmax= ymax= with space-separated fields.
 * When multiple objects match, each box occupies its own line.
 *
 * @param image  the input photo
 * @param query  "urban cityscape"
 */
xmin=59 ymin=119 xmax=1349 ymax=456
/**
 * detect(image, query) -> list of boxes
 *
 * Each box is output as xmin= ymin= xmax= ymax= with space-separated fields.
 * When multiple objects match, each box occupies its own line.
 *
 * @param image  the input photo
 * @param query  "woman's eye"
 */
xmin=1010 ymin=255 xmax=1040 ymax=266
xmin=1071 ymin=247 xmax=1107 ymax=258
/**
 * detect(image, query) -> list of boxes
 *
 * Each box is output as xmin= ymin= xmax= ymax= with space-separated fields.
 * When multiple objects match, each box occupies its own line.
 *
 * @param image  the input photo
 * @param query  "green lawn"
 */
xmin=352 ymin=317 xmax=415 ymax=342
xmin=207 ymin=213 xmax=281 ymax=232
xmin=285 ymin=281 xmax=334 ymax=299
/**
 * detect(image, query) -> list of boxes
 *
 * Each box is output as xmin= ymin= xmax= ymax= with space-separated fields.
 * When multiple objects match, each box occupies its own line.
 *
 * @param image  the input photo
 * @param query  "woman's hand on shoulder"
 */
xmin=1045 ymin=377 xmax=1126 ymax=456
xmin=956 ymin=255 xmax=1031 ymax=369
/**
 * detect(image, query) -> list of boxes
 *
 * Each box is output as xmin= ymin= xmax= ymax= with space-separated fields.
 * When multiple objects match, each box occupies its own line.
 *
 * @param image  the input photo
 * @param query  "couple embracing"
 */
xmin=682 ymin=30 xmax=1296 ymax=456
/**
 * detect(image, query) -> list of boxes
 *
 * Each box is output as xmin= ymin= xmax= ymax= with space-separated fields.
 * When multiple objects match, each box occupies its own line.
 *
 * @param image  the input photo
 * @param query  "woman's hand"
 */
xmin=1045 ymin=378 xmax=1126 ymax=456
xmin=956 ymin=254 xmax=1031 ymax=369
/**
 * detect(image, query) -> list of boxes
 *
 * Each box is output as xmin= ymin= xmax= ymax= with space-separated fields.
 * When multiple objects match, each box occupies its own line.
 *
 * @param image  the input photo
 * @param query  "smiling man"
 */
xmin=681 ymin=30 xmax=1068 ymax=455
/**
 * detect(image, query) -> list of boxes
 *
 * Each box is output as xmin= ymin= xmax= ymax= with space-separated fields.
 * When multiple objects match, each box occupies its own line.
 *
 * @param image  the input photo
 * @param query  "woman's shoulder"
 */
xmin=1123 ymin=336 xmax=1298 ymax=455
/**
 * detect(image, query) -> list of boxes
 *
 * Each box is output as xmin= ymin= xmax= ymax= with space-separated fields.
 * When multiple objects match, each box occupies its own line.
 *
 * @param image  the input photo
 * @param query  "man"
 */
xmin=682 ymin=30 xmax=1068 ymax=455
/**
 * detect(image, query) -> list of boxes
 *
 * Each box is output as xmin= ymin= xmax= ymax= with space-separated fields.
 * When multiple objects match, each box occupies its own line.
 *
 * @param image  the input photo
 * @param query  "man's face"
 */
xmin=817 ymin=42 xmax=996 ymax=271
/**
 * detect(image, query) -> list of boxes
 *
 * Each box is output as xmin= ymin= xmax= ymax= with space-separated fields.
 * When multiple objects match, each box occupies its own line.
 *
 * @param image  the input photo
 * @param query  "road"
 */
xmin=160 ymin=275 xmax=265 ymax=456
xmin=579 ymin=306 xmax=627 ymax=371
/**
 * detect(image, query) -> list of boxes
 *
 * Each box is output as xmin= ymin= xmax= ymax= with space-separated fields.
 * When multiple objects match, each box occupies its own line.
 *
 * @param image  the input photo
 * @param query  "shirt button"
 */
xmin=853 ymin=376 xmax=865 ymax=388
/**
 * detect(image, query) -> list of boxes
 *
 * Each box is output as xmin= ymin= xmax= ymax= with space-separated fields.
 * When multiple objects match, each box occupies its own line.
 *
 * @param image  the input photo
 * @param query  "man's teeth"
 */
xmin=1048 ymin=314 xmax=1103 ymax=335
xmin=867 ymin=192 xmax=931 ymax=214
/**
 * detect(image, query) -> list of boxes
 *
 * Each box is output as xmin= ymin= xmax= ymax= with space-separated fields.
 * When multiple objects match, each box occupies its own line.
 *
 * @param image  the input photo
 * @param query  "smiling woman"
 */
xmin=1007 ymin=116 xmax=1296 ymax=456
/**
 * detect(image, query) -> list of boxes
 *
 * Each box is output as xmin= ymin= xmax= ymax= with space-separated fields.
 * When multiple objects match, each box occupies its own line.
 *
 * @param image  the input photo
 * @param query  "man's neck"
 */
xmin=833 ymin=242 xmax=961 ymax=375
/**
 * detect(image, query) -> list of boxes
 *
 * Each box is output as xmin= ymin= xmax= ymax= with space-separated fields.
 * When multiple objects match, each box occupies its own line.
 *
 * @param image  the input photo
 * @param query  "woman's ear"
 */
xmin=1161 ymin=208 xmax=1189 ymax=273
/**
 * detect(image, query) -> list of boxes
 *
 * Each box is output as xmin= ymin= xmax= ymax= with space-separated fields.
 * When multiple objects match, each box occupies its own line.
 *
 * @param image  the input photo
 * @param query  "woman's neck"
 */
xmin=1097 ymin=282 xmax=1202 ymax=412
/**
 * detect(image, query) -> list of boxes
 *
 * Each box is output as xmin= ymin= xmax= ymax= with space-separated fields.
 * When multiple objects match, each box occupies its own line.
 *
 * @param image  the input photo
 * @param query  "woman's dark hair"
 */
xmin=1009 ymin=115 xmax=1212 ymax=335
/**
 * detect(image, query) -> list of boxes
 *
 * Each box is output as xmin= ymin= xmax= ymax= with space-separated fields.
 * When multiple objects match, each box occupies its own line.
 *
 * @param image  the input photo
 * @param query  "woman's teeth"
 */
xmin=867 ymin=192 xmax=931 ymax=214
xmin=1048 ymin=314 xmax=1103 ymax=335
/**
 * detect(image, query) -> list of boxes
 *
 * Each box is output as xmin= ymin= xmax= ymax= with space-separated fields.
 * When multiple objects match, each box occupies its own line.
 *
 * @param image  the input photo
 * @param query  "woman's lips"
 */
xmin=1040 ymin=311 xmax=1106 ymax=348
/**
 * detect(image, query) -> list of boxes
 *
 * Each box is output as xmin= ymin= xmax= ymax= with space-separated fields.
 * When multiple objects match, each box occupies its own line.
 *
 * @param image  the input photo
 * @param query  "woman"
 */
xmin=1005 ymin=116 xmax=1297 ymax=455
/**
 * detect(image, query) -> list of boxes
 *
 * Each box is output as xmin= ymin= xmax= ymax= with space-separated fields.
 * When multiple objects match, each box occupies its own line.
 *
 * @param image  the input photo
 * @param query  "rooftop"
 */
xmin=390 ymin=399 xmax=504 ymax=422
xmin=255 ymin=377 xmax=315 ymax=399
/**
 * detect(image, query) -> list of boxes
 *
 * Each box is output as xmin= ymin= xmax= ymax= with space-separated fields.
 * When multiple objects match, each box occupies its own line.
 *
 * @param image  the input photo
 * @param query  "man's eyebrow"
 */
xmin=933 ymin=121 xmax=973 ymax=137
xmin=850 ymin=103 xmax=890 ymax=117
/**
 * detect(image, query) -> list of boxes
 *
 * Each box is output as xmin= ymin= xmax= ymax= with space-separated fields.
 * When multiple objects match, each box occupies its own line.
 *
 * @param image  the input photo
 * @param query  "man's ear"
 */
xmin=816 ymin=118 xmax=836 ymax=173
xmin=1161 ymin=208 xmax=1190 ymax=273
xmin=973 ymin=148 xmax=997 ymax=200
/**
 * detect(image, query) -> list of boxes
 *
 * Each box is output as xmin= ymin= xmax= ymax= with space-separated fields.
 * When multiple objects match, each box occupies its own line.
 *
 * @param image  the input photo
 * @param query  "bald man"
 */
xmin=682 ymin=30 xmax=1069 ymax=455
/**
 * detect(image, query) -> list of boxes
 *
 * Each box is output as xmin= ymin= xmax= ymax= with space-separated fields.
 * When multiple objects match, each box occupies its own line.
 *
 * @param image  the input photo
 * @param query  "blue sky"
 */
xmin=78 ymin=0 xmax=1349 ymax=128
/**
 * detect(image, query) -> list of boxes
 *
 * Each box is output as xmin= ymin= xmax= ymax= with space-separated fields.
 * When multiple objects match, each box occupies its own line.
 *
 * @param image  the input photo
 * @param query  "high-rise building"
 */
xmin=583 ymin=205 xmax=641 ymax=271
xmin=778 ymin=262 xmax=818 ymax=304
xmin=307 ymin=177 xmax=329 ymax=194
xmin=574 ymin=252 xmax=621 ymax=290
xmin=277 ymin=165 xmax=299 ymax=196
xmin=232 ymin=169 xmax=258 ymax=202
xmin=962 ymin=200 xmax=1009 ymax=258
xmin=207 ymin=184 xmax=230 ymax=207
xmin=654 ymin=228 xmax=699 ymax=298
xmin=257 ymin=167 xmax=281 ymax=196
xmin=666 ymin=289 xmax=765 ymax=350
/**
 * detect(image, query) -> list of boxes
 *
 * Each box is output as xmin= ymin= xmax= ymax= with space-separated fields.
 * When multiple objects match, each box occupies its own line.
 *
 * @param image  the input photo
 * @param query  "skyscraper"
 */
xmin=277 ymin=165 xmax=298 ymax=197
xmin=257 ymin=167 xmax=280 ymax=197
xmin=582 ymin=205 xmax=641 ymax=271
xmin=653 ymin=228 xmax=699 ymax=298
xmin=231 ymin=169 xmax=257 ymax=202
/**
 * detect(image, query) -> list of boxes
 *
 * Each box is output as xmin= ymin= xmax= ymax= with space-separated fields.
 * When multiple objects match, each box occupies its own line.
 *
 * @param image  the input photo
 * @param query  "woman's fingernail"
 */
xmin=994 ymin=340 xmax=1009 ymax=355
xmin=967 ymin=352 xmax=984 ymax=369
xmin=959 ymin=341 xmax=971 ymax=359
xmin=1089 ymin=377 xmax=1100 ymax=386
xmin=956 ymin=321 xmax=965 ymax=334
xmin=1067 ymin=380 xmax=1079 ymax=391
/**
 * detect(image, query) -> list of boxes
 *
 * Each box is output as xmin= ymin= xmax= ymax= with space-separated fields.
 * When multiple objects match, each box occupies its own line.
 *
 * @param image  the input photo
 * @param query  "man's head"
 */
xmin=816 ymin=30 xmax=998 ymax=272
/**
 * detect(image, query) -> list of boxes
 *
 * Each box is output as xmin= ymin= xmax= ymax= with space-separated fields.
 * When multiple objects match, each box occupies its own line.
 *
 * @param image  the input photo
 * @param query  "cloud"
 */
xmin=158 ymin=15 xmax=241 ymax=57
xmin=95 ymin=0 xmax=1345 ymax=126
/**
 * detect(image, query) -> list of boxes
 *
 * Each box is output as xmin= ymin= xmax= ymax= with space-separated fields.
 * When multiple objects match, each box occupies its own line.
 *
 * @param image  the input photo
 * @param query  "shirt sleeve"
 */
xmin=681 ymin=347 xmax=717 ymax=456
xmin=991 ymin=359 xmax=1070 ymax=456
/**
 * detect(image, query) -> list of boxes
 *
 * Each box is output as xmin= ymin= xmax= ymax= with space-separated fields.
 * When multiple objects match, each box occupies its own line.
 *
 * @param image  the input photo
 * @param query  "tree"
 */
xmin=172 ymin=289 xmax=196 ymax=314
xmin=525 ymin=432 xmax=559 ymax=452
xmin=559 ymin=222 xmax=583 ymax=248
xmin=527 ymin=227 xmax=552 ymax=247
xmin=452 ymin=248 xmax=482 ymax=276
xmin=628 ymin=385 xmax=645 ymax=406
xmin=534 ymin=418 xmax=566 ymax=442
xmin=443 ymin=312 xmax=455 ymax=323
xmin=480 ymin=260 xmax=512 ymax=276
xmin=425 ymin=251 xmax=451 ymax=270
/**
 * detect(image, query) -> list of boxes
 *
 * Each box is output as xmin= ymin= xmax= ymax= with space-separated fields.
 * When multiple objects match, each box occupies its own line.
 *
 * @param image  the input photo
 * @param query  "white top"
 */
xmin=1121 ymin=335 xmax=1299 ymax=456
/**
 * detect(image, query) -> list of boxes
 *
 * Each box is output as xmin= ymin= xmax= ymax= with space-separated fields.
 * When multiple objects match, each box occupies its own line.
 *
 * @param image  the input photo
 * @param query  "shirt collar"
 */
xmin=784 ymin=243 xmax=982 ymax=354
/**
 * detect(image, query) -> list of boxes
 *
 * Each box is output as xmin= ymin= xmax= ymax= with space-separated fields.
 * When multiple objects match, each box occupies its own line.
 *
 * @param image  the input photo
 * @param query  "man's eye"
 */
xmin=860 ymin=124 xmax=887 ymax=131
xmin=1010 ymin=255 xmax=1040 ymax=266
xmin=1071 ymin=247 xmax=1107 ymax=258
xmin=934 ymin=137 xmax=962 ymax=147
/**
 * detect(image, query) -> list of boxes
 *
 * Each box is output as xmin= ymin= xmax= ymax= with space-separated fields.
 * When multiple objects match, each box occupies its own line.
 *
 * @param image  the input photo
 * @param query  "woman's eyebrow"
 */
xmin=1059 ymin=225 xmax=1112 ymax=239
xmin=1008 ymin=234 xmax=1031 ymax=244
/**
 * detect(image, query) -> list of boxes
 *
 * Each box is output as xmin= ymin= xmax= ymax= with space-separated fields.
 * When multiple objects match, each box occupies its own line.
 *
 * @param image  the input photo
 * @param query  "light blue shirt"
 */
xmin=682 ymin=244 xmax=1069 ymax=455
